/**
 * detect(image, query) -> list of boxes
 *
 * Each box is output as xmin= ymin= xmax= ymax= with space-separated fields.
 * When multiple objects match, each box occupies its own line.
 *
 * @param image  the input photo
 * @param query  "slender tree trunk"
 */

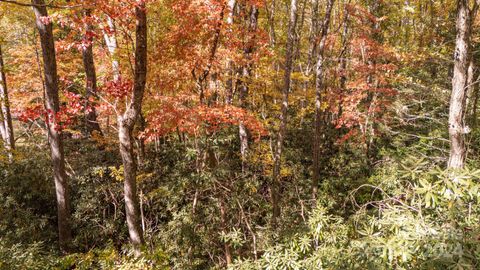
xmin=118 ymin=120 xmax=144 ymax=253
xmin=32 ymin=0 xmax=71 ymax=252
xmin=239 ymin=60 xmax=249 ymax=170
xmin=103 ymin=16 xmax=121 ymax=81
xmin=0 ymin=109 xmax=5 ymax=145
xmin=227 ymin=0 xmax=236 ymax=25
xmin=225 ymin=0 xmax=236 ymax=106
xmin=298 ymin=0 xmax=319 ymax=124
xmin=339 ymin=3 xmax=350 ymax=92
xmin=0 ymin=45 xmax=14 ymax=158
xmin=103 ymin=16 xmax=120 ymax=135
xmin=312 ymin=0 xmax=335 ymax=200
xmin=239 ymin=120 xmax=248 ymax=172
xmin=466 ymin=59 xmax=479 ymax=126
xmin=293 ymin=0 xmax=307 ymax=60
xmin=465 ymin=59 xmax=474 ymax=115
xmin=448 ymin=0 xmax=473 ymax=169
xmin=219 ymin=199 xmax=232 ymax=266
xmin=265 ymin=0 xmax=276 ymax=46
xmin=336 ymin=2 xmax=350 ymax=122
xmin=117 ymin=1 xmax=147 ymax=255
xmin=472 ymin=74 xmax=480 ymax=128
xmin=195 ymin=5 xmax=225 ymax=104
xmin=271 ymin=0 xmax=298 ymax=225
xmin=238 ymin=5 xmax=259 ymax=172
xmin=82 ymin=9 xmax=102 ymax=136
xmin=306 ymin=0 xmax=319 ymax=72
xmin=135 ymin=113 xmax=146 ymax=166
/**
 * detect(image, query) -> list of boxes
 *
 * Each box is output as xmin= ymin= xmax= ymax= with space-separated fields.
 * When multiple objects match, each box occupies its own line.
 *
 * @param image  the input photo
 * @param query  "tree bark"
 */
xmin=238 ymin=5 xmax=259 ymax=172
xmin=312 ymin=0 xmax=335 ymax=200
xmin=306 ymin=0 xmax=319 ymax=73
xmin=265 ymin=0 xmax=276 ymax=46
xmin=466 ymin=58 xmax=475 ymax=110
xmin=82 ymin=9 xmax=102 ymax=136
xmin=117 ymin=0 xmax=147 ymax=255
xmin=336 ymin=2 xmax=350 ymax=121
xmin=472 ymin=74 xmax=480 ymax=128
xmin=135 ymin=113 xmax=146 ymax=166
xmin=293 ymin=0 xmax=307 ymax=60
xmin=271 ymin=0 xmax=298 ymax=225
xmin=225 ymin=0 xmax=236 ymax=105
xmin=219 ymin=199 xmax=232 ymax=266
xmin=0 ymin=45 xmax=14 ymax=158
xmin=339 ymin=3 xmax=350 ymax=92
xmin=103 ymin=15 xmax=121 ymax=81
xmin=0 ymin=109 xmax=5 ymax=145
xmin=466 ymin=58 xmax=479 ymax=128
xmin=103 ymin=15 xmax=120 ymax=135
xmin=448 ymin=0 xmax=473 ymax=169
xmin=32 ymin=0 xmax=71 ymax=252
xmin=118 ymin=120 xmax=144 ymax=253
xmin=299 ymin=0 xmax=319 ymax=124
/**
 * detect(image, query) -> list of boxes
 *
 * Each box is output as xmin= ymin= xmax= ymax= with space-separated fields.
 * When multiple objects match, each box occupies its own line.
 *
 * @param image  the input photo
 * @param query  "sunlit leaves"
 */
xmin=144 ymin=96 xmax=267 ymax=141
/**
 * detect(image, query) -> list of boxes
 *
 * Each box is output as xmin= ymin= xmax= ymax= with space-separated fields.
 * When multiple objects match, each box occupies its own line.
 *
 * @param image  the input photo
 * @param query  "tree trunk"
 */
xmin=466 ymin=59 xmax=479 ymax=128
xmin=339 ymin=3 xmax=350 ymax=93
xmin=299 ymin=0 xmax=319 ymax=124
xmin=466 ymin=59 xmax=475 ymax=110
xmin=32 ymin=0 xmax=71 ymax=252
xmin=472 ymin=74 xmax=480 ymax=128
xmin=312 ymin=0 xmax=335 ymax=200
xmin=103 ymin=16 xmax=121 ymax=81
xmin=135 ymin=113 xmax=146 ymax=166
xmin=238 ymin=5 xmax=259 ymax=172
xmin=82 ymin=9 xmax=102 ymax=136
xmin=239 ymin=120 xmax=248 ymax=172
xmin=118 ymin=119 xmax=144 ymax=254
xmin=306 ymin=0 xmax=319 ymax=73
xmin=336 ymin=3 xmax=350 ymax=122
xmin=271 ymin=0 xmax=298 ymax=225
xmin=117 ymin=1 xmax=147 ymax=255
xmin=293 ymin=0 xmax=307 ymax=60
xmin=219 ymin=199 xmax=232 ymax=266
xmin=265 ymin=0 xmax=276 ymax=46
xmin=103 ymin=15 xmax=120 ymax=135
xmin=448 ymin=0 xmax=472 ymax=169
xmin=225 ymin=0 xmax=236 ymax=105
xmin=0 ymin=45 xmax=14 ymax=158
xmin=0 ymin=109 xmax=5 ymax=145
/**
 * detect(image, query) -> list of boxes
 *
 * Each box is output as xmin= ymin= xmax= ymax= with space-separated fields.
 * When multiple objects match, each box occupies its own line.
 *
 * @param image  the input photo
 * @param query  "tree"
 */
xmin=0 ymin=44 xmax=14 ymax=159
xmin=271 ymin=0 xmax=298 ymax=224
xmin=117 ymin=0 xmax=147 ymax=255
xmin=447 ymin=0 xmax=478 ymax=169
xmin=312 ymin=0 xmax=334 ymax=200
xmin=103 ymin=15 xmax=120 ymax=82
xmin=32 ymin=0 xmax=71 ymax=252
xmin=238 ymin=4 xmax=259 ymax=172
xmin=81 ymin=9 xmax=102 ymax=136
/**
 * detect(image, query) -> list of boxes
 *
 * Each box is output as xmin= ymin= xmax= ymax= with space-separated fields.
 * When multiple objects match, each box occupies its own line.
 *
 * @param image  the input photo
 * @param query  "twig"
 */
xmin=0 ymin=0 xmax=88 ymax=9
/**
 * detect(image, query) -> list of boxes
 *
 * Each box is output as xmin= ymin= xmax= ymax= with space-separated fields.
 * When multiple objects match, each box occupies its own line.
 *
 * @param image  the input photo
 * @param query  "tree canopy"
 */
xmin=1 ymin=0 xmax=480 ymax=269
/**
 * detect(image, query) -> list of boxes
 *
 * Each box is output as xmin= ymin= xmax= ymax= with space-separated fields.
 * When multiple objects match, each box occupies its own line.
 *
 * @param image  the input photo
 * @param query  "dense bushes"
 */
xmin=2 ymin=126 xmax=480 ymax=270
xmin=4 ymin=130 xmax=480 ymax=270
xmin=231 ymin=159 xmax=480 ymax=269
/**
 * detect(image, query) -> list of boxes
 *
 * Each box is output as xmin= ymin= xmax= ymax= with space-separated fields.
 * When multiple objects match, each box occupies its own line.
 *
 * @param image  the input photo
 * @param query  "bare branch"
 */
xmin=0 ymin=0 xmax=86 ymax=9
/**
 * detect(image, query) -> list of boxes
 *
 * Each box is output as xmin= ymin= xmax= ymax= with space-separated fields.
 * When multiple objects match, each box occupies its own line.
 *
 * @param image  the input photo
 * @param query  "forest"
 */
xmin=1 ymin=0 xmax=480 ymax=269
